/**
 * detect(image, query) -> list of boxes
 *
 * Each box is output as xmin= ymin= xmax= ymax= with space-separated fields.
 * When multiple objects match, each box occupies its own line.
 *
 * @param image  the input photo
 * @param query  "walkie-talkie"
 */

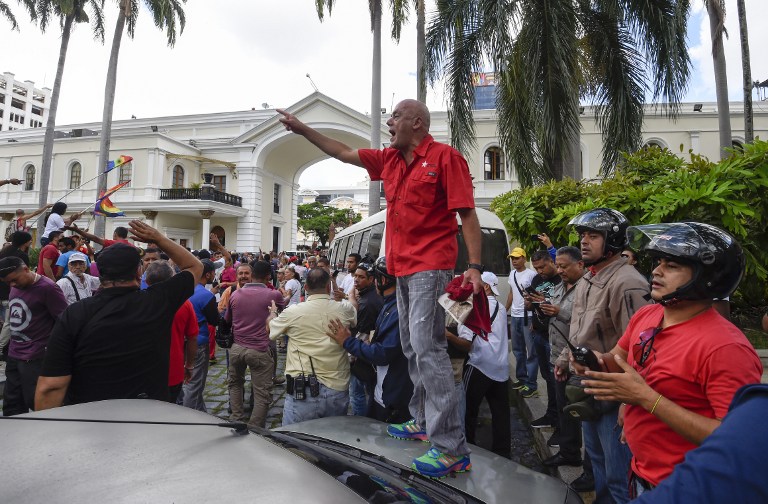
xmin=565 ymin=340 xmax=602 ymax=372
xmin=308 ymin=356 xmax=320 ymax=397
xmin=293 ymin=374 xmax=306 ymax=400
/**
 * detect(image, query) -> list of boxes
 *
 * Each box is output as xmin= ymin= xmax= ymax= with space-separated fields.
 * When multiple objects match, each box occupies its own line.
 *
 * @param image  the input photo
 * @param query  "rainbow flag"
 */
xmin=105 ymin=155 xmax=133 ymax=173
xmin=92 ymin=181 xmax=130 ymax=217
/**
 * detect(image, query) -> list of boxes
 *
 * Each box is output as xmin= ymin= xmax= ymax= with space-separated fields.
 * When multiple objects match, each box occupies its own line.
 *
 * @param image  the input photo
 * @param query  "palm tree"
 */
xmin=1 ymin=0 xmax=36 ymax=29
xmin=35 ymin=0 xmax=105 ymax=245
xmin=706 ymin=0 xmax=731 ymax=159
xmin=426 ymin=0 xmax=691 ymax=185
xmin=314 ymin=1 xmax=411 ymax=215
xmin=93 ymin=0 xmax=186 ymax=237
xmin=736 ymin=0 xmax=752 ymax=143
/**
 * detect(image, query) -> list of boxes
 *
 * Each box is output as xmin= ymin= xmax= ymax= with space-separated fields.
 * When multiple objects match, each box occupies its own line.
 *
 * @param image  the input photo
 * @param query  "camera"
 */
xmin=293 ymin=374 xmax=306 ymax=400
xmin=332 ymin=269 xmax=339 ymax=278
xmin=308 ymin=374 xmax=320 ymax=397
xmin=530 ymin=234 xmax=540 ymax=241
xmin=566 ymin=340 xmax=601 ymax=371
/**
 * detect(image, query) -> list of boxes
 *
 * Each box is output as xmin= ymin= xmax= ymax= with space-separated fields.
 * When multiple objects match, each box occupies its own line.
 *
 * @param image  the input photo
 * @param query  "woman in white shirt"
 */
xmin=42 ymin=202 xmax=82 ymax=246
xmin=282 ymin=267 xmax=302 ymax=306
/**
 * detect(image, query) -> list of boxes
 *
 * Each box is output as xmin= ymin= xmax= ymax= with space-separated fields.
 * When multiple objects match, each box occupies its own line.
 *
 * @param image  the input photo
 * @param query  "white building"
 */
xmin=0 ymin=72 xmax=50 ymax=132
xmin=0 ymin=92 xmax=764 ymax=252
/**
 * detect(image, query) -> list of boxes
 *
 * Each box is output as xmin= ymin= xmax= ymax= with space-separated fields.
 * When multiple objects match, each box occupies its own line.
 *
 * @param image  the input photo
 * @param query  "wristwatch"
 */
xmin=467 ymin=263 xmax=484 ymax=272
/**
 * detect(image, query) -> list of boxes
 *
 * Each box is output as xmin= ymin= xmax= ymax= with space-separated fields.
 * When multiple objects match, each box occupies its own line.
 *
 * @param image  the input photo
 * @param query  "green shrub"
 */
xmin=491 ymin=140 xmax=768 ymax=335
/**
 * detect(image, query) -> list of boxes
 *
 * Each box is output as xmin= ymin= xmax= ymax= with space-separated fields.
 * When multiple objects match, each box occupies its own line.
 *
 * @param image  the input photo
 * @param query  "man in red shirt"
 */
xmin=144 ymin=260 xmax=198 ymax=404
xmin=37 ymin=230 xmax=63 ymax=281
xmin=65 ymin=224 xmax=131 ymax=249
xmin=581 ymin=222 xmax=762 ymax=496
xmin=278 ymin=99 xmax=482 ymax=478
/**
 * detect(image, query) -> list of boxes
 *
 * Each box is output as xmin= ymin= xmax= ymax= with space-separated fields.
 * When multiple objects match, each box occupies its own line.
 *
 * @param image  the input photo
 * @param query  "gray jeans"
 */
xmin=397 ymin=270 xmax=469 ymax=456
xmin=182 ymin=345 xmax=209 ymax=412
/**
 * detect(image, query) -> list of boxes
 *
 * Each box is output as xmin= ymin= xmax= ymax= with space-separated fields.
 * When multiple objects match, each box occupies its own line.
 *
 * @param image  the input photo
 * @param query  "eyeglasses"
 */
xmin=633 ymin=327 xmax=661 ymax=368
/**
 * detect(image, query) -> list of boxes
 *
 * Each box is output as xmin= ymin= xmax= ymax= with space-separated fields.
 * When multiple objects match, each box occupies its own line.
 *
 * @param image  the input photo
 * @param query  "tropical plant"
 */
xmin=93 ymin=0 xmax=186 ymax=238
xmin=706 ymin=0 xmax=731 ymax=159
xmin=736 ymin=0 xmax=753 ymax=143
xmin=0 ymin=0 xmax=36 ymax=29
xmin=425 ymin=0 xmax=691 ymax=186
xmin=314 ymin=0 xmax=412 ymax=216
xmin=490 ymin=140 xmax=768 ymax=307
xmin=298 ymin=202 xmax=362 ymax=247
xmin=36 ymin=0 xmax=106 ymax=245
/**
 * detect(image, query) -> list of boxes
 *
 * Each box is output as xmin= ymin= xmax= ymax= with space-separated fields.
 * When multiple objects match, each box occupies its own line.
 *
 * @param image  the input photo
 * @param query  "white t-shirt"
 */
xmin=43 ymin=213 xmax=65 ymax=238
xmin=460 ymin=296 xmax=509 ymax=382
xmin=508 ymin=268 xmax=536 ymax=318
xmin=285 ymin=278 xmax=301 ymax=306
xmin=338 ymin=272 xmax=355 ymax=295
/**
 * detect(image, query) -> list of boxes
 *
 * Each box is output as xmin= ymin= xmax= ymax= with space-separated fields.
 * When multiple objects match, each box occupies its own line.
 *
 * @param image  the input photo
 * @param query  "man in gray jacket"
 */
xmin=557 ymin=208 xmax=650 ymax=504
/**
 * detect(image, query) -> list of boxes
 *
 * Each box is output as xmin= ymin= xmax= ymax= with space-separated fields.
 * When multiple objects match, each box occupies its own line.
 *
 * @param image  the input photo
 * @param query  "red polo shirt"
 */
xmin=358 ymin=134 xmax=475 ymax=277
xmin=169 ymin=300 xmax=198 ymax=386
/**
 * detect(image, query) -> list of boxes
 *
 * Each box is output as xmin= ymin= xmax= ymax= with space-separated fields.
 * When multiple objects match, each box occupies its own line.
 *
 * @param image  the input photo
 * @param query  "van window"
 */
xmin=456 ymin=227 xmax=512 ymax=276
xmin=366 ymin=222 xmax=385 ymax=259
xmin=358 ymin=230 xmax=372 ymax=261
xmin=350 ymin=232 xmax=364 ymax=256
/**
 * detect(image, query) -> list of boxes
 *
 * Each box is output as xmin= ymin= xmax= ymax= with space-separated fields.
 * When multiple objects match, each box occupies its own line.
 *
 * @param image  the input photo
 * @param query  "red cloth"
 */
xmin=445 ymin=276 xmax=491 ymax=339
xmin=169 ymin=300 xmax=198 ymax=386
xmin=618 ymin=304 xmax=763 ymax=485
xmin=37 ymin=244 xmax=61 ymax=278
xmin=358 ymin=135 xmax=475 ymax=277
xmin=102 ymin=238 xmax=131 ymax=248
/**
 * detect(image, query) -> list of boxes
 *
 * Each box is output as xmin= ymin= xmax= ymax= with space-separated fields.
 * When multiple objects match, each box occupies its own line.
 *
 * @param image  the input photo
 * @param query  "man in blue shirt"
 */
xmin=181 ymin=259 xmax=219 ymax=411
xmin=54 ymin=237 xmax=90 ymax=278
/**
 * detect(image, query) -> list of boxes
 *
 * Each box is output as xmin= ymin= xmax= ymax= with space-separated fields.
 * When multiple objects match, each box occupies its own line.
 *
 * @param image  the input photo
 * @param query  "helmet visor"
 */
xmin=627 ymin=223 xmax=718 ymax=265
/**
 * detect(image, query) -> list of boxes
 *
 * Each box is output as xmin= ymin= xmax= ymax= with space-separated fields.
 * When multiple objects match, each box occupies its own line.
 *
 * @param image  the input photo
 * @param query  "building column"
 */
xmin=689 ymin=130 xmax=701 ymax=155
xmin=141 ymin=210 xmax=158 ymax=228
xmin=199 ymin=210 xmax=215 ymax=250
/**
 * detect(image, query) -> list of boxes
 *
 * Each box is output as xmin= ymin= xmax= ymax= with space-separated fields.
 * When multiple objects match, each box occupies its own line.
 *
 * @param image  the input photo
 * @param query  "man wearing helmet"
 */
xmin=327 ymin=257 xmax=413 ymax=423
xmin=581 ymin=222 xmax=762 ymax=497
xmin=556 ymin=208 xmax=650 ymax=503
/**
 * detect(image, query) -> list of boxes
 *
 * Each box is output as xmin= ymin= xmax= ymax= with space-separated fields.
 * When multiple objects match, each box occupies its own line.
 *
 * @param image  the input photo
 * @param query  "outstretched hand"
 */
xmin=128 ymin=220 xmax=164 ymax=244
xmin=277 ymin=109 xmax=305 ymax=134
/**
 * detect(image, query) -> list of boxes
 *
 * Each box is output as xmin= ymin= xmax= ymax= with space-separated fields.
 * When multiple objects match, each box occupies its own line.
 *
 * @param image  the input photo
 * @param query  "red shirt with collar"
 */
xmin=169 ymin=300 xmax=198 ymax=386
xmin=358 ymin=134 xmax=475 ymax=277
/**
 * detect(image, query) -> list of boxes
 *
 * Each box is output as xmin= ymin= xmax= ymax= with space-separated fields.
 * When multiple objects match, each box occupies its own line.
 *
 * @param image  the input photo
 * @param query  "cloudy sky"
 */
xmin=2 ymin=0 xmax=766 ymax=188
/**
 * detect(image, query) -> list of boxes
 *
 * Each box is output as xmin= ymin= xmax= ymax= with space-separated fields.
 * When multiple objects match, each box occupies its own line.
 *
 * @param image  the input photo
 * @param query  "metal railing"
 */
xmin=159 ymin=187 xmax=242 ymax=207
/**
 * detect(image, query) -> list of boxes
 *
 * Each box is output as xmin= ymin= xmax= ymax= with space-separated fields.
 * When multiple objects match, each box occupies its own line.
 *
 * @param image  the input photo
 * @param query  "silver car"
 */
xmin=0 ymin=400 xmax=582 ymax=503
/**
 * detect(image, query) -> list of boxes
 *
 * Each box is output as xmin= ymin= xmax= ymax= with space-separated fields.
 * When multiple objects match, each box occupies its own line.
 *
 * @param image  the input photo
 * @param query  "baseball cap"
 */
xmin=68 ymin=252 xmax=88 ymax=264
xmin=97 ymin=243 xmax=141 ymax=281
xmin=201 ymin=259 xmax=216 ymax=274
xmin=508 ymin=247 xmax=526 ymax=258
xmin=481 ymin=271 xmax=500 ymax=295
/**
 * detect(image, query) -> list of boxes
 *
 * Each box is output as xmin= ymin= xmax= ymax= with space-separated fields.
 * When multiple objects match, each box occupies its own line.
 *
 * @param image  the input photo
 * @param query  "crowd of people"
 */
xmin=0 ymin=98 xmax=766 ymax=498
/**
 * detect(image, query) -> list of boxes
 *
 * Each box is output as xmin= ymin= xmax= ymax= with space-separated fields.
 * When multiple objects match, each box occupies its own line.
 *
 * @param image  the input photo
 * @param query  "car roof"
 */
xmin=0 ymin=400 xmax=361 ymax=503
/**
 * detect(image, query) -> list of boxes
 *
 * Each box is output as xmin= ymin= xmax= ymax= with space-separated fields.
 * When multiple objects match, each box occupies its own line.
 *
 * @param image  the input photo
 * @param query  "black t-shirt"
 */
xmin=530 ymin=273 xmax=562 ymax=333
xmin=0 ymin=246 xmax=29 ymax=301
xmin=353 ymin=285 xmax=384 ymax=336
xmin=41 ymin=271 xmax=195 ymax=404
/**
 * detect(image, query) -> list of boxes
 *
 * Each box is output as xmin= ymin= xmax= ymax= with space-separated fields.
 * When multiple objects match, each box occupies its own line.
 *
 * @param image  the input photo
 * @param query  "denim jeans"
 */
xmin=583 ymin=407 xmax=633 ymax=504
xmin=282 ymin=382 xmax=349 ymax=426
xmin=510 ymin=316 xmax=538 ymax=390
xmin=397 ymin=270 xmax=469 ymax=456
xmin=182 ymin=345 xmax=209 ymax=412
xmin=349 ymin=373 xmax=369 ymax=416
xmin=532 ymin=329 xmax=557 ymax=419
xmin=227 ymin=343 xmax=274 ymax=428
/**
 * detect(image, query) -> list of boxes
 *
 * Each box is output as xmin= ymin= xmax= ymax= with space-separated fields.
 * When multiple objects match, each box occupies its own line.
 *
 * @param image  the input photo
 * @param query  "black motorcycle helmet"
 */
xmin=373 ymin=256 xmax=395 ymax=292
xmin=626 ymin=222 xmax=744 ymax=304
xmin=568 ymin=208 xmax=629 ymax=265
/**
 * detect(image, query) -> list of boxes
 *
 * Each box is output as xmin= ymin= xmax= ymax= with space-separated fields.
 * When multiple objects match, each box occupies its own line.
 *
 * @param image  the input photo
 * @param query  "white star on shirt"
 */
xmin=422 ymin=161 xmax=428 ymax=167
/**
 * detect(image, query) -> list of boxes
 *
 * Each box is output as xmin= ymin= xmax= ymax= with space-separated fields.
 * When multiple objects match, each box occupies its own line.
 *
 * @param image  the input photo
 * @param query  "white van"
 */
xmin=328 ymin=208 xmax=511 ymax=301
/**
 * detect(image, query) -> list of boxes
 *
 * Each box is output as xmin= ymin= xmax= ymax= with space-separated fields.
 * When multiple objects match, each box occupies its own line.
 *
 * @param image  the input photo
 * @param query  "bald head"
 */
xmin=396 ymin=99 xmax=431 ymax=132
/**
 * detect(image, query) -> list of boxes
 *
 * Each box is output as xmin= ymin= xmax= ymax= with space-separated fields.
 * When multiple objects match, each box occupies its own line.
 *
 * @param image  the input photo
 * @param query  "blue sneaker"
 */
xmin=411 ymin=447 xmax=471 ymax=478
xmin=387 ymin=419 xmax=428 ymax=441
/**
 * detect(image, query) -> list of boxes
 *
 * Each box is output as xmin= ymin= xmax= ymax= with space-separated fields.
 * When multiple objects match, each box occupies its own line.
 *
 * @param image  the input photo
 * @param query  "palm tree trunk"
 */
xmin=736 ymin=0 xmax=753 ymax=143
xmin=94 ymin=4 xmax=127 ymax=238
xmin=416 ymin=0 xmax=426 ymax=103
xmin=707 ymin=1 xmax=732 ymax=159
xmin=368 ymin=1 xmax=382 ymax=215
xmin=36 ymin=13 xmax=74 ymax=246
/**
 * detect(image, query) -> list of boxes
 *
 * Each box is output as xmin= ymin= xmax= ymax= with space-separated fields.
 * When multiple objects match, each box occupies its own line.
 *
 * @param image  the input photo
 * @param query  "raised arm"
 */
xmin=209 ymin=233 xmax=232 ymax=268
xmin=26 ymin=203 xmax=54 ymax=221
xmin=128 ymin=220 xmax=203 ymax=282
xmin=64 ymin=223 xmax=105 ymax=246
xmin=277 ymin=109 xmax=364 ymax=168
xmin=63 ymin=211 xmax=85 ymax=227
xmin=0 ymin=178 xmax=21 ymax=187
